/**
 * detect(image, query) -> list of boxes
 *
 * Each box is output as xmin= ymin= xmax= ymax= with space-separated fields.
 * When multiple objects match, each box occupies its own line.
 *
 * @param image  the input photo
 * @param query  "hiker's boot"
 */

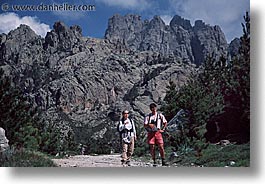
xmin=126 ymin=160 xmax=131 ymax=166
xmin=153 ymin=160 xmax=157 ymax=167
xmin=121 ymin=160 xmax=125 ymax=166
xmin=162 ymin=159 xmax=169 ymax=166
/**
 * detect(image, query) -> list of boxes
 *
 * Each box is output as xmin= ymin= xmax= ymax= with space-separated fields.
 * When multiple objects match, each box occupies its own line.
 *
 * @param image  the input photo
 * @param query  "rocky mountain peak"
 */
xmin=51 ymin=21 xmax=82 ymax=38
xmin=111 ymin=14 xmax=142 ymax=23
xmin=0 ymin=24 xmax=42 ymax=65
xmin=105 ymin=14 xmax=228 ymax=65
xmin=150 ymin=15 xmax=165 ymax=27
xmin=53 ymin=21 xmax=68 ymax=33
xmin=105 ymin=14 xmax=143 ymax=43
xmin=124 ymin=14 xmax=142 ymax=21
xmin=52 ymin=21 xmax=82 ymax=37
xmin=194 ymin=20 xmax=207 ymax=30
xmin=7 ymin=24 xmax=39 ymax=41
xmin=70 ymin=25 xmax=82 ymax=36
xmin=44 ymin=21 xmax=83 ymax=53
xmin=170 ymin=15 xmax=192 ymax=30
xmin=228 ymin=37 xmax=241 ymax=58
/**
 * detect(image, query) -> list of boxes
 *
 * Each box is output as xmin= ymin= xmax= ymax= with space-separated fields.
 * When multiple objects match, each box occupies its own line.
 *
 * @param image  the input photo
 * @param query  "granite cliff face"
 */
xmin=0 ymin=14 xmax=238 ymax=145
xmin=105 ymin=14 xmax=228 ymax=65
xmin=228 ymin=38 xmax=241 ymax=59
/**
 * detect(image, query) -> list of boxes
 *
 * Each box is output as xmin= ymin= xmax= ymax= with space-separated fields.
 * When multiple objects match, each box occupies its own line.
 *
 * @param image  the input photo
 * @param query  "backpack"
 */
xmin=117 ymin=118 xmax=134 ymax=135
xmin=145 ymin=113 xmax=163 ymax=132
xmin=117 ymin=118 xmax=135 ymax=144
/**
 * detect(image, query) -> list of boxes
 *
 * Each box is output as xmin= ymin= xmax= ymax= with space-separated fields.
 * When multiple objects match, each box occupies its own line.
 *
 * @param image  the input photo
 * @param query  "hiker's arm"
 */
xmin=143 ymin=116 xmax=148 ymax=128
xmin=160 ymin=122 xmax=167 ymax=132
xmin=162 ymin=116 xmax=167 ymax=130
xmin=132 ymin=121 xmax=137 ymax=140
xmin=144 ymin=116 xmax=154 ymax=128
xmin=132 ymin=121 xmax=137 ymax=134
xmin=159 ymin=114 xmax=167 ymax=132
xmin=118 ymin=121 xmax=125 ymax=132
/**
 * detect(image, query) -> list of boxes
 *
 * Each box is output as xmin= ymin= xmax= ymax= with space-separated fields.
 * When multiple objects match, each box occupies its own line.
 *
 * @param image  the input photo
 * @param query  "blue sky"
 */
xmin=0 ymin=0 xmax=249 ymax=43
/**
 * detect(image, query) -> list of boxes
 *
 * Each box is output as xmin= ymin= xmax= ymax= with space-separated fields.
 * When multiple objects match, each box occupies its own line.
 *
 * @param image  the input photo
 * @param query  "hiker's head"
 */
xmin=122 ymin=110 xmax=129 ymax=119
xmin=149 ymin=103 xmax=157 ymax=113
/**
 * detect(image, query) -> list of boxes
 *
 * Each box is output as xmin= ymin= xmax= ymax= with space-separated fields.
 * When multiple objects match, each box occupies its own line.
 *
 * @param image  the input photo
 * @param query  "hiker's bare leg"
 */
xmin=158 ymin=143 xmax=165 ymax=159
xmin=158 ymin=143 xmax=168 ymax=166
xmin=150 ymin=144 xmax=155 ymax=161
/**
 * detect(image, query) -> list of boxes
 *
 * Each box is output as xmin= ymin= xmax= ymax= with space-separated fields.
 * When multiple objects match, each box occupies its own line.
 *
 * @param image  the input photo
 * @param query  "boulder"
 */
xmin=0 ymin=127 xmax=9 ymax=153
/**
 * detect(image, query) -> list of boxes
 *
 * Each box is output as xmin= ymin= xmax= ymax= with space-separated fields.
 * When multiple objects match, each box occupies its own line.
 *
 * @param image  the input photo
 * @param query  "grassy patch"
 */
xmin=0 ymin=150 xmax=56 ymax=167
xmin=169 ymin=143 xmax=250 ymax=167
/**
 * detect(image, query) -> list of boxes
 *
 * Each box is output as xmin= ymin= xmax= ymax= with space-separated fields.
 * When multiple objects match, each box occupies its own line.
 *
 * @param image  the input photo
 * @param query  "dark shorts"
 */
xmin=147 ymin=131 xmax=163 ymax=145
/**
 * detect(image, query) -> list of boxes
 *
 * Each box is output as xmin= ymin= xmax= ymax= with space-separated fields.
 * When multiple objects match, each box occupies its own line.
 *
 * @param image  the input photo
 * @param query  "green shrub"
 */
xmin=0 ymin=149 xmax=56 ymax=167
xmin=168 ymin=143 xmax=250 ymax=167
xmin=196 ymin=143 xmax=250 ymax=167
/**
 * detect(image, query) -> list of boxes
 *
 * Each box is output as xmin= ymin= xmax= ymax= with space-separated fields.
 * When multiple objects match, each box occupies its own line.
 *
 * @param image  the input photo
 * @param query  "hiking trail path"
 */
xmin=52 ymin=154 xmax=155 ymax=167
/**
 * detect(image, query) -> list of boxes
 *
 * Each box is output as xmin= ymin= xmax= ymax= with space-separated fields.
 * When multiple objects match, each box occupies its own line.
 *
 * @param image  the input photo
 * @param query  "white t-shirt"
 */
xmin=144 ymin=112 xmax=167 ymax=129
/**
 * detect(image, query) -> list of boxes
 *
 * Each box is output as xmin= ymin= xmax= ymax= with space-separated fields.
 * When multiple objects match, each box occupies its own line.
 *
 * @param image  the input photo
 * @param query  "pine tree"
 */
xmin=0 ymin=69 xmax=40 ymax=150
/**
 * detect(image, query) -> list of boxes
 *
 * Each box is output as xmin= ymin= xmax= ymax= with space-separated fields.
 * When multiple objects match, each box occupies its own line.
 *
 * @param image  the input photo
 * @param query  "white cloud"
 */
xmin=0 ymin=13 xmax=51 ymax=37
xmin=168 ymin=0 xmax=250 ymax=42
xmin=169 ymin=0 xmax=247 ymax=24
xmin=97 ymin=0 xmax=151 ymax=11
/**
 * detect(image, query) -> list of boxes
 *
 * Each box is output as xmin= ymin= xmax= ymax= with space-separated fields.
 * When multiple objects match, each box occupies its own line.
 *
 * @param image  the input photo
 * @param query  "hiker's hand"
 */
xmin=134 ymin=136 xmax=137 ymax=141
xmin=149 ymin=124 xmax=155 ymax=128
xmin=159 ymin=129 xmax=164 ymax=133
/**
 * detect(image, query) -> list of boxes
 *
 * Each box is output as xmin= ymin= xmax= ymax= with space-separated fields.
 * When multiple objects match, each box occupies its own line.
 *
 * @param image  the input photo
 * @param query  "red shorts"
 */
xmin=147 ymin=131 xmax=164 ymax=145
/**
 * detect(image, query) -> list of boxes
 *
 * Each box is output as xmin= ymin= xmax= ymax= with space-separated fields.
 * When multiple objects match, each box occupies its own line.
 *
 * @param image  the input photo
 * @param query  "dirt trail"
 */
xmin=52 ymin=154 xmax=152 ymax=167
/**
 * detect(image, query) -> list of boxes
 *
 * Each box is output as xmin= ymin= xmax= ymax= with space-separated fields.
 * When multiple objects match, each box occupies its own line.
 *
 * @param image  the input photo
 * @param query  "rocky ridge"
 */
xmin=105 ymin=14 xmax=229 ymax=65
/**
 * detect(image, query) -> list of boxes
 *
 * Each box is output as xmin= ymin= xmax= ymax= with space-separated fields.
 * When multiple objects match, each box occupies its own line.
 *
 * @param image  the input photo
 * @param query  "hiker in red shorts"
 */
xmin=144 ymin=103 xmax=169 ymax=166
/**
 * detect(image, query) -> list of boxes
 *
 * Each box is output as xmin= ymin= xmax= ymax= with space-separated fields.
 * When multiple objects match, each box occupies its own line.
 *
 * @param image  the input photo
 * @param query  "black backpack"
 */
xmin=145 ymin=113 xmax=162 ymax=132
xmin=117 ymin=118 xmax=134 ymax=136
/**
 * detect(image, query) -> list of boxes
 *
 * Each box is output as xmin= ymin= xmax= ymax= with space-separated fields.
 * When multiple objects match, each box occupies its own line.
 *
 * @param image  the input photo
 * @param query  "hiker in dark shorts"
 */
xmin=144 ymin=103 xmax=169 ymax=166
xmin=118 ymin=110 xmax=137 ymax=166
